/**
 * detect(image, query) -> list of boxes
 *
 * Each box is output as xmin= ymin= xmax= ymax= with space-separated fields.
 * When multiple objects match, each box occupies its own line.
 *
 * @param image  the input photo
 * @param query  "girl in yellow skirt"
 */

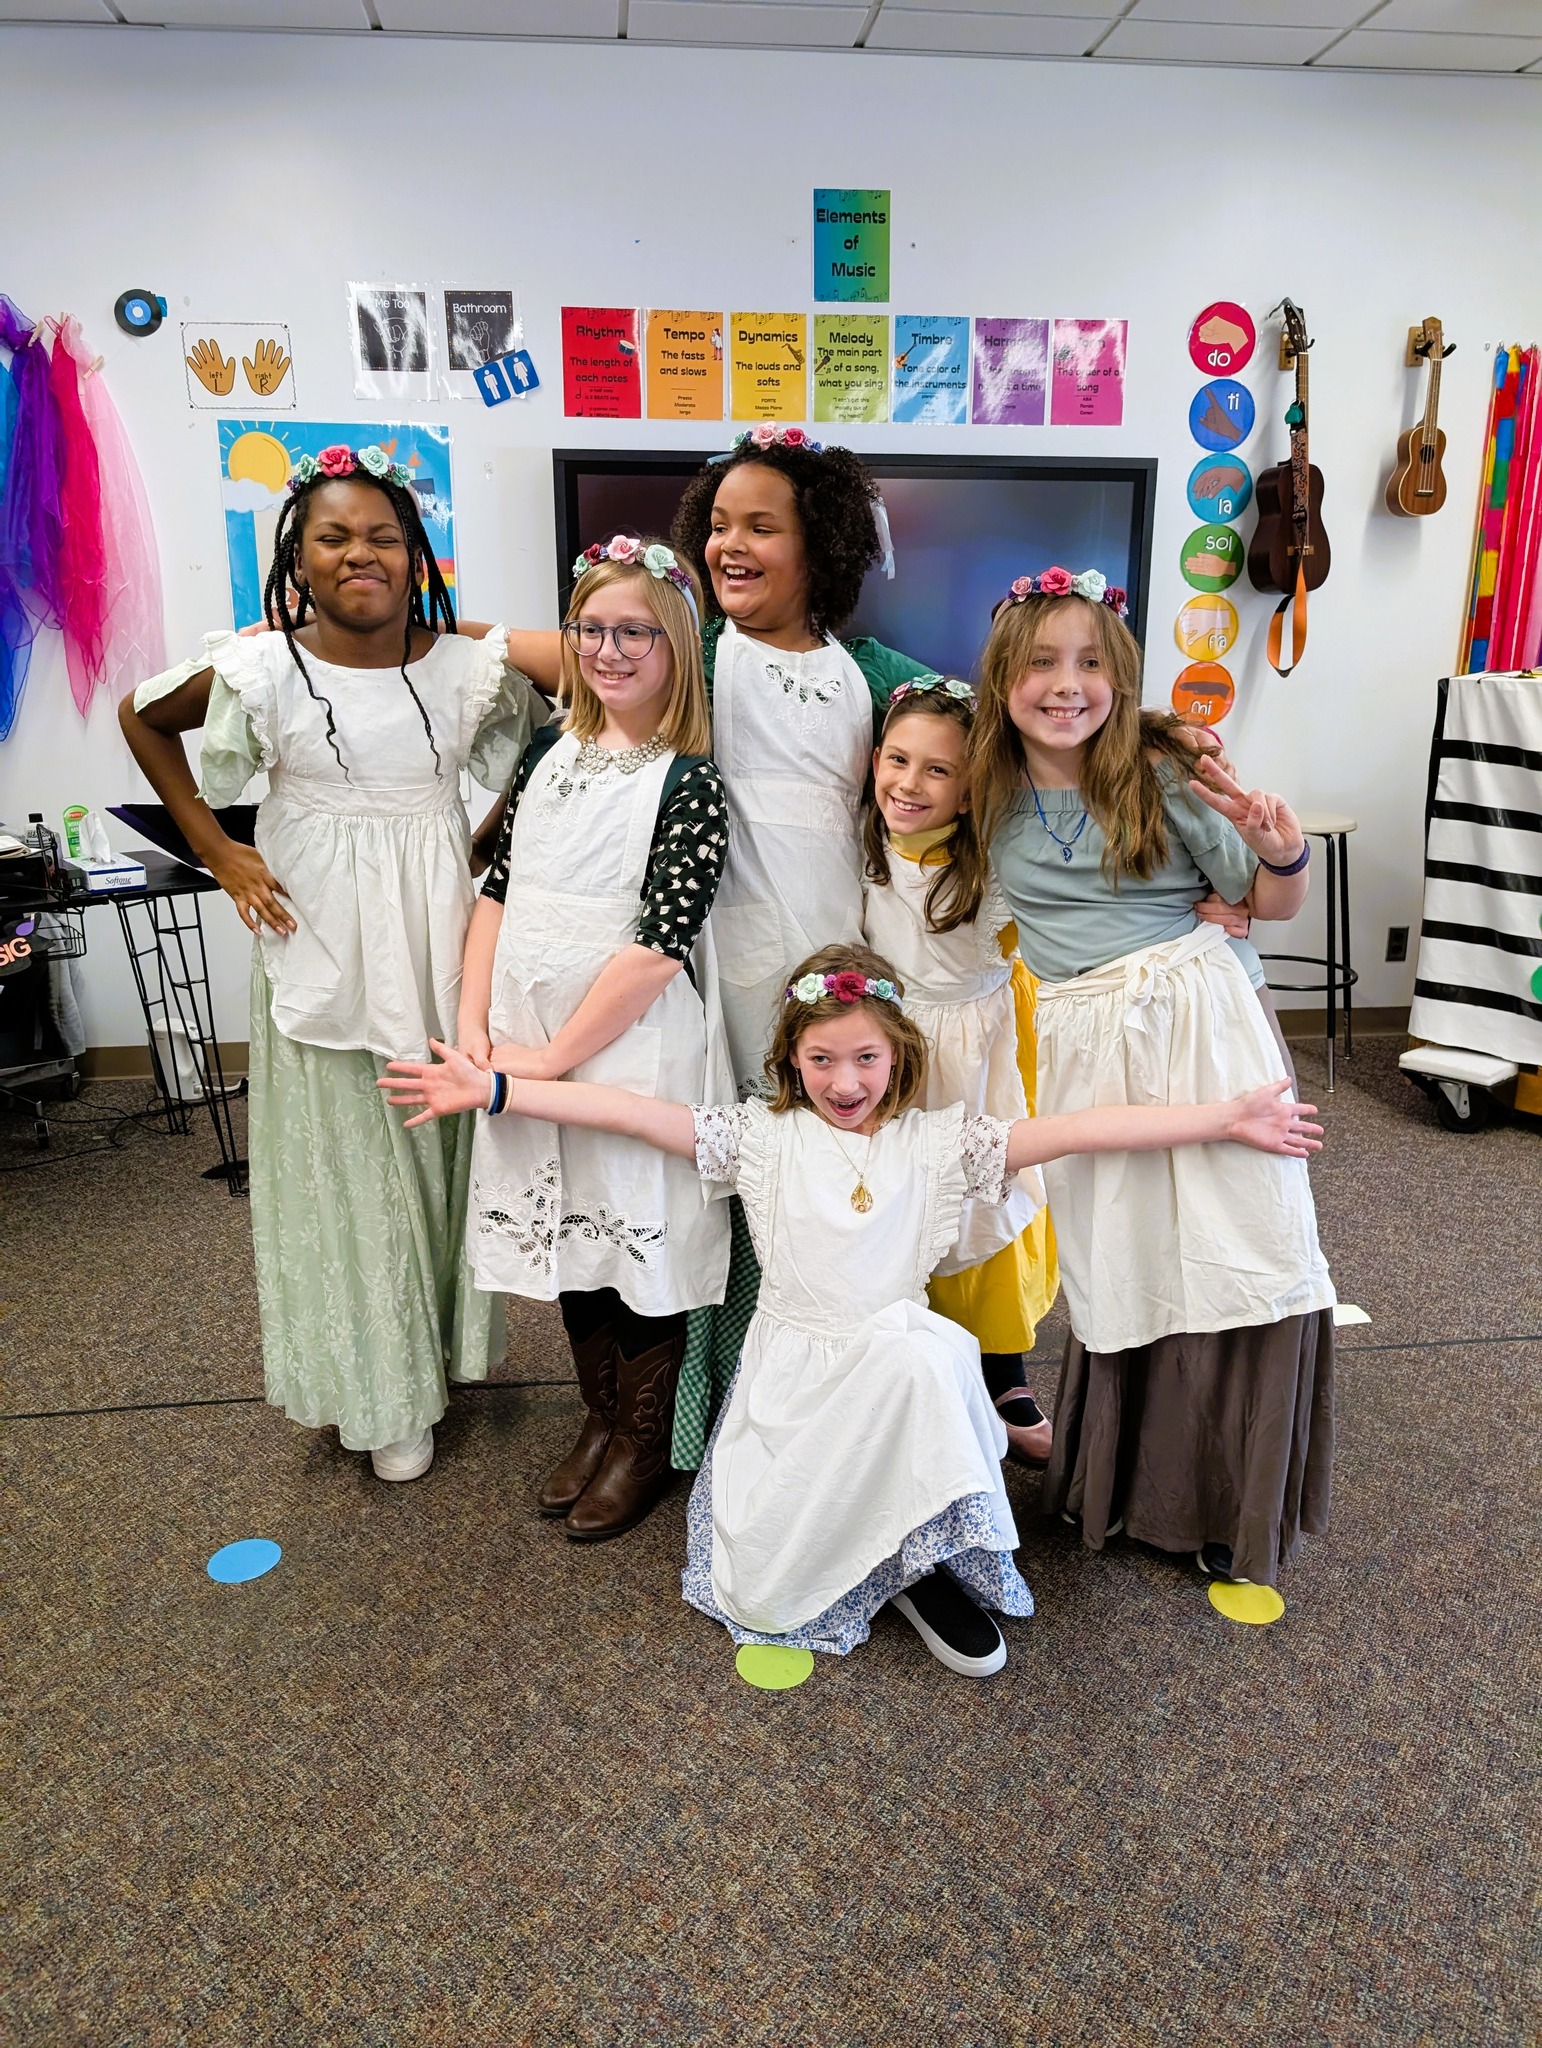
xmin=860 ymin=676 xmax=1059 ymax=1466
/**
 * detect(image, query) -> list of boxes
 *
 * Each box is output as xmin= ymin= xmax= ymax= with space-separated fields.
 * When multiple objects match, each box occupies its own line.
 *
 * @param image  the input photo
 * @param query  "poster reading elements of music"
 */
xmin=813 ymin=313 xmax=890 ymax=424
xmin=1050 ymin=318 xmax=1127 ymax=427
xmin=729 ymin=312 xmax=808 ymax=422
xmin=812 ymin=189 xmax=891 ymax=304
xmin=892 ymin=315 xmax=970 ymax=426
xmin=561 ymin=307 xmax=641 ymax=418
xmin=646 ymin=309 xmax=724 ymax=420
xmin=971 ymin=318 xmax=1048 ymax=426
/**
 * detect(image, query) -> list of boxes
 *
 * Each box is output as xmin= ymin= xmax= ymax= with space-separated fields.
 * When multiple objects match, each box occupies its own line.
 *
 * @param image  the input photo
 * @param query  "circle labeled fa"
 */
xmin=1181 ymin=523 xmax=1245 ymax=592
xmin=1175 ymin=593 xmax=1239 ymax=660
xmin=1188 ymin=302 xmax=1256 ymax=375
xmin=1172 ymin=663 xmax=1236 ymax=725
xmin=1187 ymin=454 xmax=1253 ymax=524
xmin=1189 ymin=379 xmax=1255 ymax=453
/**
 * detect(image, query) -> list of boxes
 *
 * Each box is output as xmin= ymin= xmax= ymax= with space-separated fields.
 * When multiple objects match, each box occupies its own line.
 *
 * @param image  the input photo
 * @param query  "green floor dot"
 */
xmin=735 ymin=1643 xmax=815 ymax=1691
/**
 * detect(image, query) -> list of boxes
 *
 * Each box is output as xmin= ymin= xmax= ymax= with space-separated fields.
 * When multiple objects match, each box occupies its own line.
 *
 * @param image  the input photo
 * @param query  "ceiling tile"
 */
xmin=1125 ymin=0 xmax=1365 ymax=23
xmin=881 ymin=0 xmax=1114 ymax=17
xmin=115 ymin=0 xmax=370 ymax=24
xmin=376 ymin=0 xmax=620 ymax=31
xmin=869 ymin=9 xmax=1106 ymax=51
xmin=1321 ymin=26 xmax=1542 ymax=66
xmin=1098 ymin=18 xmax=1333 ymax=60
xmin=0 ymin=0 xmax=115 ymax=17
xmin=630 ymin=1 xmax=869 ymax=45
xmin=1369 ymin=0 xmax=1542 ymax=31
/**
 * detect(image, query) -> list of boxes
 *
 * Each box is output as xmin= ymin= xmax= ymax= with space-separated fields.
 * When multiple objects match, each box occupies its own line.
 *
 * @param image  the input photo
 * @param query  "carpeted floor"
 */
xmin=5 ymin=1038 xmax=1539 ymax=2047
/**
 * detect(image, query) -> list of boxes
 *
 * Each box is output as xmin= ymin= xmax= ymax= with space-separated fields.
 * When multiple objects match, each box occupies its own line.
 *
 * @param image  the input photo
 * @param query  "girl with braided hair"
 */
xmin=119 ymin=447 xmax=546 ymax=1481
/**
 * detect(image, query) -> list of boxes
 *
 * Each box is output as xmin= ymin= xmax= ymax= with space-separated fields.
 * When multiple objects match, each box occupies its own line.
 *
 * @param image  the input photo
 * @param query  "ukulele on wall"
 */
xmin=1248 ymin=298 xmax=1331 ymax=676
xmin=1386 ymin=316 xmax=1454 ymax=516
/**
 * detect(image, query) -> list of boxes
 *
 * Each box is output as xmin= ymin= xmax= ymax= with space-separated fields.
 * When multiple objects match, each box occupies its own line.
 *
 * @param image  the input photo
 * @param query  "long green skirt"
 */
xmin=248 ymin=956 xmax=497 ymax=1452
xmin=672 ymin=1196 xmax=760 ymax=1470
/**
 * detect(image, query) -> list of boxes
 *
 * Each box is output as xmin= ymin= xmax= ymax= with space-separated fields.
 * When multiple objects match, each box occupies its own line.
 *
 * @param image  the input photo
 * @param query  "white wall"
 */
xmin=2 ymin=25 xmax=1539 ymax=1047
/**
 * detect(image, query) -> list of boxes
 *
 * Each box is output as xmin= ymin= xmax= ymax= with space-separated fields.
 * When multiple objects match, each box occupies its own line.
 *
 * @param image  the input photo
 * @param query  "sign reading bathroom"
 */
xmin=892 ymin=315 xmax=970 ymax=426
xmin=729 ymin=313 xmax=808 ymax=422
xmin=561 ymin=307 xmax=641 ymax=418
xmin=813 ymin=189 xmax=891 ymax=304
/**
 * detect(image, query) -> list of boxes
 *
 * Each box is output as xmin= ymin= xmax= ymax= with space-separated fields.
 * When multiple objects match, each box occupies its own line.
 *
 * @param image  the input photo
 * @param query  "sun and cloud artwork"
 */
xmin=218 ymin=419 xmax=458 ymax=629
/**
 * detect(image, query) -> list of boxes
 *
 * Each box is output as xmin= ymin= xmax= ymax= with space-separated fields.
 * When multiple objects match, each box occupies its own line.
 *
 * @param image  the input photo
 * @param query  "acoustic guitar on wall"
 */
xmin=1386 ymin=315 xmax=1454 ymax=517
xmin=1248 ymin=298 xmax=1331 ymax=676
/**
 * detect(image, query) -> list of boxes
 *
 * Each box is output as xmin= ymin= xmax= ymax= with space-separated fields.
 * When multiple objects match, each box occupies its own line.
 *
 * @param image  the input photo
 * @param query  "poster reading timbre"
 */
xmin=892 ymin=315 xmax=970 ymax=426
xmin=646 ymin=310 xmax=724 ymax=421
xmin=813 ymin=313 xmax=889 ymax=424
xmin=562 ymin=307 xmax=641 ymax=418
xmin=1050 ymin=318 xmax=1127 ymax=427
xmin=729 ymin=313 xmax=808 ymax=422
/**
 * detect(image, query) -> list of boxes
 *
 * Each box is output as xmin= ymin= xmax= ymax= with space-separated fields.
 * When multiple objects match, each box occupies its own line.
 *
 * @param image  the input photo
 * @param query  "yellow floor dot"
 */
xmin=1208 ymin=1580 xmax=1286 ymax=1626
xmin=735 ymin=1644 xmax=815 ymax=1690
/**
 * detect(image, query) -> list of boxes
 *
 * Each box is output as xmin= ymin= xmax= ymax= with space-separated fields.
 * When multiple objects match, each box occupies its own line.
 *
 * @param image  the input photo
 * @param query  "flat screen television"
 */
xmin=552 ymin=450 xmax=1157 ymax=678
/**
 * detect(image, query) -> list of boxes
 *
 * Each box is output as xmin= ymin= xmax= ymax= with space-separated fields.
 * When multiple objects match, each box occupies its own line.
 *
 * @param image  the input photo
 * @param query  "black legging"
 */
xmin=559 ymin=1287 xmax=684 ymax=1362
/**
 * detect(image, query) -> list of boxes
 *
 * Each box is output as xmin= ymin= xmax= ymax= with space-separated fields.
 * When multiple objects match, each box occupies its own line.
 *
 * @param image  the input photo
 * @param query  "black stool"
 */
xmin=1258 ymin=814 xmax=1359 ymax=1091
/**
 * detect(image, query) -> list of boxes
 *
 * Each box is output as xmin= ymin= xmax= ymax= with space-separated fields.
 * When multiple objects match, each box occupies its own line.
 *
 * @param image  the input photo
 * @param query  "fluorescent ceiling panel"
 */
xmin=1369 ymin=0 xmax=1542 ymax=30
xmin=869 ymin=8 xmax=1106 ymax=51
xmin=375 ymin=0 xmax=620 ymax=29
xmin=1324 ymin=26 xmax=1542 ymax=65
xmin=1125 ymin=0 xmax=1365 ymax=23
xmin=880 ymin=0 xmax=1114 ymax=17
xmin=115 ymin=0 xmax=369 ymax=23
xmin=1099 ymin=17 xmax=1332 ymax=60
xmin=630 ymin=1 xmax=869 ymax=44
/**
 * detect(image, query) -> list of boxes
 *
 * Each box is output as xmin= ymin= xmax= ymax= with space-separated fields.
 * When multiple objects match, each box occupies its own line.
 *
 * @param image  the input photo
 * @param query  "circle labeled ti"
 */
xmin=1181 ymin=523 xmax=1245 ymax=593
xmin=1187 ymin=454 xmax=1253 ymax=524
xmin=1175 ymin=593 xmax=1239 ymax=660
xmin=1172 ymin=663 xmax=1236 ymax=725
xmin=1188 ymin=301 xmax=1256 ymax=375
xmin=1189 ymin=379 xmax=1255 ymax=452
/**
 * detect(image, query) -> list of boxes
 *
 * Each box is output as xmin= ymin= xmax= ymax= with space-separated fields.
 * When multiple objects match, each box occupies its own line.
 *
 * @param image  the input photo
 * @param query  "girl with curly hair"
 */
xmin=382 ymin=943 xmax=1322 ymax=1676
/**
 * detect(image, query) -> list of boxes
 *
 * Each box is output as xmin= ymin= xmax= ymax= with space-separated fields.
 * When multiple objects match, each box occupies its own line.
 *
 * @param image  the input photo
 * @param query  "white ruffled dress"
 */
xmin=681 ymin=1100 xmax=1036 ymax=1656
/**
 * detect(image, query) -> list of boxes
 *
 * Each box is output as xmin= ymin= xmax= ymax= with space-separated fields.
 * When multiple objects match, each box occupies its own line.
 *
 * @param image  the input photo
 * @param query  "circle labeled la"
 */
xmin=1172 ymin=663 xmax=1236 ymax=725
xmin=1189 ymin=379 xmax=1255 ymax=452
xmin=1175 ymin=593 xmax=1239 ymax=659
xmin=1181 ymin=523 xmax=1245 ymax=592
xmin=1189 ymin=301 xmax=1256 ymax=375
xmin=1187 ymin=453 xmax=1253 ymax=523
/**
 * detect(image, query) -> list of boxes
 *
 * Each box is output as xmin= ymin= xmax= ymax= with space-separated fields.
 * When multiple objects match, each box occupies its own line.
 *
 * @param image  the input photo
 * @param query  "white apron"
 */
xmin=861 ymin=859 xmax=1041 ymax=1272
xmin=711 ymin=620 xmax=874 ymax=1095
xmin=469 ymin=731 xmax=730 ymax=1314
xmin=1033 ymin=922 xmax=1335 ymax=1355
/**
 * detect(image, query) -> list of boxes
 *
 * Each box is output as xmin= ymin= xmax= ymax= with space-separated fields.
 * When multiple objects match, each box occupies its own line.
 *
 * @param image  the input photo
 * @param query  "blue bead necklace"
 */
xmin=1028 ymin=774 xmax=1089 ymax=864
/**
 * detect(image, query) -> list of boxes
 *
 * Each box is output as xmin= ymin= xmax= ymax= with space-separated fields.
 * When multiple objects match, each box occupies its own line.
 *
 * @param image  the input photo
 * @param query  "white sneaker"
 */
xmin=370 ymin=1427 xmax=434 ymax=1482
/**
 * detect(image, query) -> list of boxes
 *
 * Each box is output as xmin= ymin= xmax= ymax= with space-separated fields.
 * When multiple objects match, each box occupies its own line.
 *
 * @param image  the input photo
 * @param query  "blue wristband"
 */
xmin=487 ymin=1070 xmax=507 ymax=1115
xmin=1259 ymin=840 xmax=1311 ymax=877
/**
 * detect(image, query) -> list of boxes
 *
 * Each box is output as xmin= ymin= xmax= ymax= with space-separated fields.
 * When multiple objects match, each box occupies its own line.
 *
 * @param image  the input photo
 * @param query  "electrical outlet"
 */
xmin=1386 ymin=926 xmax=1409 ymax=963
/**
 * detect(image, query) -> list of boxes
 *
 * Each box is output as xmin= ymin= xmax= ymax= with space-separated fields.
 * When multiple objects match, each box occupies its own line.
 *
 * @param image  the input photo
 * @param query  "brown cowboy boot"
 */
xmin=536 ymin=1321 xmax=619 ymax=1517
xmin=563 ymin=1322 xmax=684 ymax=1542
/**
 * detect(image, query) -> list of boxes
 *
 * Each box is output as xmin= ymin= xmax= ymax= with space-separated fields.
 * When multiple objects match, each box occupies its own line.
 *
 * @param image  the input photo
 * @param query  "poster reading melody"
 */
xmin=217 ymin=419 xmax=457 ymax=630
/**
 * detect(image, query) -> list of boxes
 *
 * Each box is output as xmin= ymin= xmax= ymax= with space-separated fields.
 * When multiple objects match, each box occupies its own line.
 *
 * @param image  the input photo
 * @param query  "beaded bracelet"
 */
xmin=1259 ymin=841 xmax=1311 ymax=877
xmin=486 ymin=1070 xmax=508 ymax=1115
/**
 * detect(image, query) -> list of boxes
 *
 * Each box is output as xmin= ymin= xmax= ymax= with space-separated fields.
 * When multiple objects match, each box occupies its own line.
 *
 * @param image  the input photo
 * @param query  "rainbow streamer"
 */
xmin=1460 ymin=344 xmax=1542 ymax=674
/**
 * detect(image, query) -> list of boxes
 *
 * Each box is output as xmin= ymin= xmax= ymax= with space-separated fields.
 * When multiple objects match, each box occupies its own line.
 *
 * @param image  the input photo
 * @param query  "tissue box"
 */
xmin=66 ymin=855 xmax=147 ymax=894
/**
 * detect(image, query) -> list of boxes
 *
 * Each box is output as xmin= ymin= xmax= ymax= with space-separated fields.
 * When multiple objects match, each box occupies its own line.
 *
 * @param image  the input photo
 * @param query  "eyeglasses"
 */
xmin=562 ymin=621 xmax=669 ymax=659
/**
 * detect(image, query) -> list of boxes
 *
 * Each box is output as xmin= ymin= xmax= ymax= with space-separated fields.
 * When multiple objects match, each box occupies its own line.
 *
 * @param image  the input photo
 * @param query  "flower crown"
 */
xmin=289 ymin=444 xmax=412 ymax=494
xmin=572 ymin=534 xmax=696 ymax=608
xmin=1006 ymin=567 xmax=1128 ymax=619
xmin=888 ymin=674 xmax=975 ymax=711
xmin=787 ymin=969 xmax=901 ymax=1007
xmin=733 ymin=423 xmax=825 ymax=455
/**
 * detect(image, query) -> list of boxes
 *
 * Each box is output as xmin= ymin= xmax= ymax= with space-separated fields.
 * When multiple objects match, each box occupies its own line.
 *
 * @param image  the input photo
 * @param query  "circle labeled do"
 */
xmin=1172 ymin=662 xmax=1236 ymax=726
xmin=1187 ymin=453 xmax=1253 ymax=524
xmin=1181 ymin=523 xmax=1245 ymax=593
xmin=1188 ymin=301 xmax=1256 ymax=375
xmin=1189 ymin=379 xmax=1255 ymax=453
xmin=1175 ymin=593 xmax=1239 ymax=660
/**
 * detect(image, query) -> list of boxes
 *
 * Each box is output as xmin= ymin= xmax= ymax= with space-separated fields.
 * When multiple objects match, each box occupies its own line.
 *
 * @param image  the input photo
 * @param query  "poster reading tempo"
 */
xmin=561 ymin=306 xmax=641 ymax=417
xmin=813 ymin=188 xmax=891 ymax=305
xmin=729 ymin=312 xmax=808 ymax=422
xmin=646 ymin=310 xmax=724 ymax=420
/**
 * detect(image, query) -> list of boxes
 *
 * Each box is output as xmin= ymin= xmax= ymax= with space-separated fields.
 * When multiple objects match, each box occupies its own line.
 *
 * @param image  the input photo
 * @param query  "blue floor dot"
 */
xmin=207 ymin=1538 xmax=282 ymax=1584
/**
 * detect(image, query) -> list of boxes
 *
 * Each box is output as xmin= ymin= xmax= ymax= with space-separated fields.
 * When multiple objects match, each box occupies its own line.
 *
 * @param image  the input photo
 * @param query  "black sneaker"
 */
xmin=1195 ymin=1542 xmax=1250 ymax=1583
xmin=891 ymin=1569 xmax=1006 ymax=1677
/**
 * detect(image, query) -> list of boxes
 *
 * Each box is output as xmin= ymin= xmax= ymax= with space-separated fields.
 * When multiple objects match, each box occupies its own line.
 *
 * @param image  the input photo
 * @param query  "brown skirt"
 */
xmin=1042 ymin=1310 xmax=1335 ymax=1586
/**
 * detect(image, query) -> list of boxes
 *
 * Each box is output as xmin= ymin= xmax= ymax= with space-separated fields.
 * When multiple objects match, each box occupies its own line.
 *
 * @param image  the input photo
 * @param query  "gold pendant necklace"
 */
xmin=829 ymin=1128 xmax=876 ymax=1213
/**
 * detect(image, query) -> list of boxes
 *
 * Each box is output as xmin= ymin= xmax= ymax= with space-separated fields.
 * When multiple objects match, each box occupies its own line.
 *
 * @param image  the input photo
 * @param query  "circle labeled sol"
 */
xmin=1189 ymin=378 xmax=1255 ymax=452
xmin=1187 ymin=453 xmax=1253 ymax=523
xmin=1188 ymin=301 xmax=1256 ymax=375
xmin=1175 ymin=593 xmax=1239 ymax=659
xmin=1172 ymin=663 xmax=1236 ymax=725
xmin=1181 ymin=523 xmax=1245 ymax=592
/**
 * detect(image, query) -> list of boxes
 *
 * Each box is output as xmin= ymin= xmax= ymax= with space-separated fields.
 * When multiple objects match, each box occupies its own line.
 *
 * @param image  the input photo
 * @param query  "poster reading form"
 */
xmin=972 ymin=318 xmax=1048 ymax=426
xmin=729 ymin=312 xmax=808 ymax=422
xmin=893 ymin=315 xmax=970 ymax=426
xmin=646 ymin=310 xmax=724 ymax=420
xmin=561 ymin=306 xmax=641 ymax=418
xmin=813 ymin=189 xmax=890 ymax=305
xmin=1050 ymin=318 xmax=1127 ymax=426
xmin=813 ymin=314 xmax=889 ymax=424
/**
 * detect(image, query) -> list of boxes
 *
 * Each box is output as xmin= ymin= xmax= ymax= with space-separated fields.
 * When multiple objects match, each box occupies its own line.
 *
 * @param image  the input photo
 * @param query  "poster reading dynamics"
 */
xmin=893 ymin=315 xmax=970 ymax=426
xmin=561 ymin=307 xmax=641 ymax=418
xmin=971 ymin=318 xmax=1048 ymax=426
xmin=646 ymin=309 xmax=724 ymax=420
xmin=729 ymin=312 xmax=808 ymax=422
xmin=217 ymin=419 xmax=456 ymax=631
xmin=813 ymin=313 xmax=889 ymax=424
xmin=813 ymin=189 xmax=891 ymax=304
xmin=1050 ymin=318 xmax=1127 ymax=426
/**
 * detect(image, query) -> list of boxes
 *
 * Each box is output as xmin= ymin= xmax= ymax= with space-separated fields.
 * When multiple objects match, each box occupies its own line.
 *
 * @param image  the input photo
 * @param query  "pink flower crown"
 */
xmin=734 ymin=423 xmax=824 ymax=455
xmin=288 ymin=444 xmax=412 ymax=494
xmin=572 ymin=534 xmax=698 ymax=619
xmin=787 ymin=969 xmax=901 ymax=1007
xmin=1006 ymin=568 xmax=1128 ymax=618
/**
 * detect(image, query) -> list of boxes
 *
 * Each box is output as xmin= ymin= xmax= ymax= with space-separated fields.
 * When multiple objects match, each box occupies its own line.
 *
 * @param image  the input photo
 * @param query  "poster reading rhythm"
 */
xmin=561 ymin=307 xmax=641 ymax=417
xmin=893 ymin=315 xmax=970 ymax=426
xmin=972 ymin=318 xmax=1048 ymax=426
xmin=813 ymin=313 xmax=889 ymax=424
xmin=730 ymin=312 xmax=808 ymax=422
xmin=1050 ymin=318 xmax=1127 ymax=426
xmin=813 ymin=189 xmax=891 ymax=305
xmin=646 ymin=309 xmax=724 ymax=420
